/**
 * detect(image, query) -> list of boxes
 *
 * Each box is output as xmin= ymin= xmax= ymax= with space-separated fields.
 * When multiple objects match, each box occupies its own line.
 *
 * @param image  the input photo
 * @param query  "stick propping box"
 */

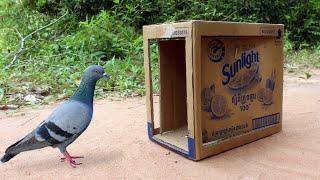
xmin=143 ymin=20 xmax=284 ymax=160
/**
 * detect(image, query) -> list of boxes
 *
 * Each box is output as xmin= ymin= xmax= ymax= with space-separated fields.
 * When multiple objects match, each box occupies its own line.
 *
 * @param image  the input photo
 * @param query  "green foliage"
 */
xmin=25 ymin=0 xmax=114 ymax=18
xmin=109 ymin=0 xmax=320 ymax=49
xmin=64 ymin=11 xmax=141 ymax=61
xmin=1 ymin=0 xmax=320 ymax=106
xmin=21 ymin=0 xmax=320 ymax=48
xmin=285 ymin=49 xmax=320 ymax=69
xmin=22 ymin=0 xmax=320 ymax=48
xmin=0 ymin=2 xmax=145 ymax=105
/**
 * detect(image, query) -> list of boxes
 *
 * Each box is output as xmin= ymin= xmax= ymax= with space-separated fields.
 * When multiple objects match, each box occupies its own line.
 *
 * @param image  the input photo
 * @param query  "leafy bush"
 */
xmin=25 ymin=0 xmax=114 ymax=18
xmin=24 ymin=0 xmax=320 ymax=48
xmin=0 ymin=2 xmax=146 ymax=105
xmin=110 ymin=0 xmax=320 ymax=49
xmin=1 ymin=0 xmax=320 ymax=105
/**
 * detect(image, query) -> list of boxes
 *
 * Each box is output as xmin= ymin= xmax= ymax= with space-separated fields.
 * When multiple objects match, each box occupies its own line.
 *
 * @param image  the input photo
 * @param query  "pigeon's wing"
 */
xmin=35 ymin=100 xmax=93 ymax=147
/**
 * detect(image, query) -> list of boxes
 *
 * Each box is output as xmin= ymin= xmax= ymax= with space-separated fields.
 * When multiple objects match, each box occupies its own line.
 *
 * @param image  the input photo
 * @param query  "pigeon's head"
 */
xmin=83 ymin=65 xmax=109 ymax=82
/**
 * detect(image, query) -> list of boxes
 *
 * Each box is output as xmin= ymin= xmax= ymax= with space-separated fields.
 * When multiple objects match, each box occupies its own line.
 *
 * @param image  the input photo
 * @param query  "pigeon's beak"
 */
xmin=102 ymin=73 xmax=109 ymax=80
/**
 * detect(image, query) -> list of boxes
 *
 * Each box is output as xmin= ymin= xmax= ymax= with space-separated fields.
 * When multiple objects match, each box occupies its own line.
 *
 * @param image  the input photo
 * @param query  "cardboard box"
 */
xmin=143 ymin=20 xmax=284 ymax=160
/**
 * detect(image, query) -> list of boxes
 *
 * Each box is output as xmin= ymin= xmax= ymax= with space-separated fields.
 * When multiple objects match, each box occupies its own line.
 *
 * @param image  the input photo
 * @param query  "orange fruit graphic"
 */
xmin=210 ymin=95 xmax=228 ymax=117
xmin=257 ymin=88 xmax=273 ymax=105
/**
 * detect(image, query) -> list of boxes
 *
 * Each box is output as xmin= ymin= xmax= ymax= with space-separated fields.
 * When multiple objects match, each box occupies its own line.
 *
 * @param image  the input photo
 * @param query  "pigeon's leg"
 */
xmin=61 ymin=151 xmax=83 ymax=168
xmin=60 ymin=151 xmax=84 ymax=160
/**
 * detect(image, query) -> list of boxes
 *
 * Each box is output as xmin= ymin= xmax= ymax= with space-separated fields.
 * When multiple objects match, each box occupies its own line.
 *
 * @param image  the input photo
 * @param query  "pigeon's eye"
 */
xmin=95 ymin=70 xmax=99 ymax=74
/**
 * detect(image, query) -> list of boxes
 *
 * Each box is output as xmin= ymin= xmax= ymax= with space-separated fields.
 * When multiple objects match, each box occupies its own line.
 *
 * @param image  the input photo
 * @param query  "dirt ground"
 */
xmin=1 ymin=71 xmax=320 ymax=180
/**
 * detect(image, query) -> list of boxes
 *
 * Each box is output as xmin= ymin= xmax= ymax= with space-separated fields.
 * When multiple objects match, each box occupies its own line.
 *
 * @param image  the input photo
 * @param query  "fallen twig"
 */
xmin=20 ymin=114 xmax=40 ymax=126
xmin=0 ymin=105 xmax=20 ymax=110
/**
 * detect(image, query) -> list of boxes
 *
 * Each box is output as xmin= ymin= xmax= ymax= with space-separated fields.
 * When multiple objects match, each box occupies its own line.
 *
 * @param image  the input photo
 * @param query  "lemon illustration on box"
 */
xmin=202 ymin=84 xmax=229 ymax=119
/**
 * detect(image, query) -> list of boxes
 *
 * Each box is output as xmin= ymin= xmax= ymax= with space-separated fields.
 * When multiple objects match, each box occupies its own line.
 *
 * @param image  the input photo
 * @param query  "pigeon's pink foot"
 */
xmin=60 ymin=151 xmax=83 ymax=168
xmin=60 ymin=156 xmax=84 ymax=161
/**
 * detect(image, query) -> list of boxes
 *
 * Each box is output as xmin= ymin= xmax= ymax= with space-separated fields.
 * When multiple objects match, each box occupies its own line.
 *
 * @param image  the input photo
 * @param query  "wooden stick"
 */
xmin=7 ymin=11 xmax=68 ymax=68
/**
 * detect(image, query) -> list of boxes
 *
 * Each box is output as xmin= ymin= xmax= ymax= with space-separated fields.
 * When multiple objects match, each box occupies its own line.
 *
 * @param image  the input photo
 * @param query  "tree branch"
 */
xmin=7 ymin=11 xmax=68 ymax=68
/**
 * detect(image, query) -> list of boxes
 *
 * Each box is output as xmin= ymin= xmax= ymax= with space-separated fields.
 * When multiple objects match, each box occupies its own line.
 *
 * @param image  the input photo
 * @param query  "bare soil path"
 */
xmin=1 ymin=71 xmax=320 ymax=179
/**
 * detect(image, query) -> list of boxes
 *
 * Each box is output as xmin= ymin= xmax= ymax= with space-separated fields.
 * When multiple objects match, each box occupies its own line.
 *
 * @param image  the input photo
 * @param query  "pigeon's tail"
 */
xmin=1 ymin=137 xmax=24 ymax=163
xmin=1 ymin=153 xmax=18 ymax=163
xmin=2 ymin=132 xmax=50 ymax=163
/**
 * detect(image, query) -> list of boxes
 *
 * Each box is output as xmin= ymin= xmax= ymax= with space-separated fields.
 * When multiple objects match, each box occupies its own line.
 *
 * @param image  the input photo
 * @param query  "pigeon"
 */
xmin=1 ymin=65 xmax=109 ymax=168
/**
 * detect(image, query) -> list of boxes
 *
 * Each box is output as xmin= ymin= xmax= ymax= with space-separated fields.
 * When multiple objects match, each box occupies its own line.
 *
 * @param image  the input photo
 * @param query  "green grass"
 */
xmin=0 ymin=1 xmax=163 ymax=106
xmin=0 ymin=1 xmax=320 ymax=106
xmin=285 ymin=49 xmax=320 ymax=71
xmin=0 ymin=2 xmax=147 ymax=106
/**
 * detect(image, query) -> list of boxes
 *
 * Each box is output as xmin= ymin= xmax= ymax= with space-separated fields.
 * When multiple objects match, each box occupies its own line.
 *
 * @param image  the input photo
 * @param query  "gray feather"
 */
xmin=1 ymin=153 xmax=17 ymax=162
xmin=5 ymin=132 xmax=50 ymax=154
xmin=1 ymin=132 xmax=50 ymax=162
xmin=44 ymin=100 xmax=92 ymax=135
xmin=36 ymin=100 xmax=93 ymax=150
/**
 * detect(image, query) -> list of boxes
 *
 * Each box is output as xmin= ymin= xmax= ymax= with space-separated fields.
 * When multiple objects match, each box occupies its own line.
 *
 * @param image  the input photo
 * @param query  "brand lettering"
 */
xmin=222 ymin=51 xmax=260 ymax=85
xmin=232 ymin=93 xmax=256 ymax=106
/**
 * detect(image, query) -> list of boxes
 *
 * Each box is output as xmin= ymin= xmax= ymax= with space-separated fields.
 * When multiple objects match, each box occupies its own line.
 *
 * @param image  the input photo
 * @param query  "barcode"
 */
xmin=171 ymin=28 xmax=189 ymax=37
xmin=252 ymin=113 xmax=280 ymax=130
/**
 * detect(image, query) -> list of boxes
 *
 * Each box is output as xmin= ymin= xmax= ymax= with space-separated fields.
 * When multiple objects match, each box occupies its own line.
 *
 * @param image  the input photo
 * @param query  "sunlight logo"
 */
xmin=222 ymin=50 xmax=260 ymax=85
xmin=207 ymin=39 xmax=225 ymax=62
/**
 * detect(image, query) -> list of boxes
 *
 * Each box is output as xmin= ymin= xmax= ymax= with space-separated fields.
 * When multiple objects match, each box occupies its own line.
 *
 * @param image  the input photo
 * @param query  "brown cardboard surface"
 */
xmin=200 ymin=36 xmax=282 ymax=145
xmin=194 ymin=20 xmax=283 ymax=36
xmin=143 ymin=21 xmax=192 ymax=39
xmin=143 ymin=20 xmax=284 ymax=160
xmin=192 ymin=22 xmax=202 ymax=159
xmin=159 ymin=40 xmax=187 ymax=133
xmin=143 ymin=39 xmax=153 ymax=124
xmin=154 ymin=126 xmax=188 ymax=151
xmin=185 ymin=36 xmax=195 ymax=139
